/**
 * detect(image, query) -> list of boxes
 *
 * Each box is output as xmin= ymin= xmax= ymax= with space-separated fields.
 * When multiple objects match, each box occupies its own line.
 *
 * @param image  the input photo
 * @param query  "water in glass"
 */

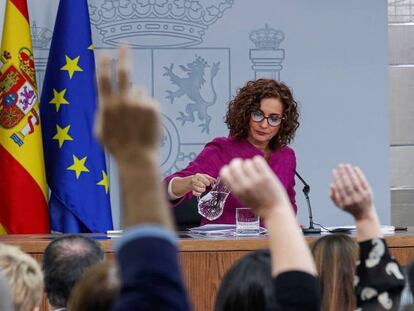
xmin=236 ymin=208 xmax=260 ymax=235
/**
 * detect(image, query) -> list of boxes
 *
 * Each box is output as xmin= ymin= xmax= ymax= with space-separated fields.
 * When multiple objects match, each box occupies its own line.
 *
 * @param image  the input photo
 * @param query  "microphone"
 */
xmin=295 ymin=170 xmax=321 ymax=234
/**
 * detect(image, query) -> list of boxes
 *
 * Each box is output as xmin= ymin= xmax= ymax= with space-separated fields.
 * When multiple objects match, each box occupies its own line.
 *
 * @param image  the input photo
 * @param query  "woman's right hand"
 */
xmin=188 ymin=173 xmax=216 ymax=197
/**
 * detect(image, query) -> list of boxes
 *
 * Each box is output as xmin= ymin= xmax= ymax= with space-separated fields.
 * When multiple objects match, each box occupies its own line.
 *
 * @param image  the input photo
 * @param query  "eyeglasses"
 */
xmin=251 ymin=111 xmax=283 ymax=127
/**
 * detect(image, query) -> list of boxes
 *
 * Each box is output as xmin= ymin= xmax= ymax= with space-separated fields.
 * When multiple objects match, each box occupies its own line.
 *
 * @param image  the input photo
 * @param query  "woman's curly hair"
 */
xmin=225 ymin=79 xmax=300 ymax=151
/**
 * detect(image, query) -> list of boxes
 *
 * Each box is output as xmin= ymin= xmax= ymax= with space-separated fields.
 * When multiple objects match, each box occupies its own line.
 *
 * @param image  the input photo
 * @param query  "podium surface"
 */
xmin=1 ymin=229 xmax=414 ymax=311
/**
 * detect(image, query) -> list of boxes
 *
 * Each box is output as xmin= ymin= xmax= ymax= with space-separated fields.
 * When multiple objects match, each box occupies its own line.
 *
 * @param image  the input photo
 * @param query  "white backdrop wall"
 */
xmin=0 ymin=0 xmax=389 ymax=229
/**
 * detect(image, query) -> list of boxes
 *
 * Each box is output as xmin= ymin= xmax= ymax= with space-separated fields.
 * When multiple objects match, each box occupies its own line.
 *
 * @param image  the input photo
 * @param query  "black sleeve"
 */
xmin=111 ymin=237 xmax=191 ymax=311
xmin=273 ymin=271 xmax=320 ymax=311
xmin=356 ymin=238 xmax=405 ymax=311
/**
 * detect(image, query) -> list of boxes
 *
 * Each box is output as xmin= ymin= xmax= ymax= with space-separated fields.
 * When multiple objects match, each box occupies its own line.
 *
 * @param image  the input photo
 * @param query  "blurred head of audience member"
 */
xmin=0 ymin=243 xmax=43 ymax=311
xmin=67 ymin=261 xmax=119 ymax=311
xmin=43 ymin=235 xmax=104 ymax=310
xmin=311 ymin=234 xmax=358 ymax=311
xmin=408 ymin=261 xmax=414 ymax=298
xmin=0 ymin=273 xmax=14 ymax=311
xmin=215 ymin=250 xmax=277 ymax=311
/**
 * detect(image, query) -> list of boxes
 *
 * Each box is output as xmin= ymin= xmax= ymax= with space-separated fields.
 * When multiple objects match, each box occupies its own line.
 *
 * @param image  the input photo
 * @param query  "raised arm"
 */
xmin=330 ymin=163 xmax=382 ymax=241
xmin=330 ymin=163 xmax=404 ymax=310
xmin=95 ymin=47 xmax=190 ymax=310
xmin=220 ymin=156 xmax=316 ymax=276
xmin=220 ymin=156 xmax=320 ymax=310
xmin=95 ymin=46 xmax=173 ymax=230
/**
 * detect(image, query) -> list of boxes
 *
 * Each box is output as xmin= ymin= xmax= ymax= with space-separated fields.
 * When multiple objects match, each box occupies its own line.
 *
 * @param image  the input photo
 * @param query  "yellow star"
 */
xmin=88 ymin=44 xmax=94 ymax=50
xmin=67 ymin=155 xmax=89 ymax=179
xmin=53 ymin=124 xmax=73 ymax=148
xmin=0 ymin=224 xmax=7 ymax=235
xmin=60 ymin=55 xmax=83 ymax=79
xmin=97 ymin=170 xmax=109 ymax=194
xmin=49 ymin=88 xmax=69 ymax=112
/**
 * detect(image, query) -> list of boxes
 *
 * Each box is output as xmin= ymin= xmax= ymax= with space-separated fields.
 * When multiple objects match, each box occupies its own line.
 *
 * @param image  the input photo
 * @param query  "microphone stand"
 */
xmin=295 ymin=170 xmax=321 ymax=234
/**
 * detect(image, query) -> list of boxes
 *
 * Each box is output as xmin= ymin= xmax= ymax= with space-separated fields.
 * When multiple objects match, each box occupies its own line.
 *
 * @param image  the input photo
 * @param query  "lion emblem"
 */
xmin=163 ymin=56 xmax=220 ymax=134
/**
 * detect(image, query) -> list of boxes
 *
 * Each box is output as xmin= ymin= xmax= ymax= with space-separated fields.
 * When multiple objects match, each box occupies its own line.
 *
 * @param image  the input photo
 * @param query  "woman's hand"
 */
xmin=189 ymin=173 xmax=216 ymax=197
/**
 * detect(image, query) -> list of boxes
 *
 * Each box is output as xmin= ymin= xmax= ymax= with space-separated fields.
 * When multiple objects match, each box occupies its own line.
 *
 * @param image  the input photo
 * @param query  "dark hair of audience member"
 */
xmin=43 ymin=234 xmax=104 ymax=308
xmin=408 ymin=261 xmax=414 ymax=296
xmin=311 ymin=234 xmax=358 ymax=311
xmin=215 ymin=250 xmax=277 ymax=311
xmin=67 ymin=261 xmax=119 ymax=311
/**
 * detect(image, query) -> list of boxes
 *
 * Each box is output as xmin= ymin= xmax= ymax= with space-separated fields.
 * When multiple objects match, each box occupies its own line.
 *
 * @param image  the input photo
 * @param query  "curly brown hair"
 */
xmin=225 ymin=79 xmax=300 ymax=151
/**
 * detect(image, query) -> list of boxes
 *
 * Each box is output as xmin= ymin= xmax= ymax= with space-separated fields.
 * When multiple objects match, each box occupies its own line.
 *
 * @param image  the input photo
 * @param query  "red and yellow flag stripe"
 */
xmin=0 ymin=0 xmax=50 ymax=233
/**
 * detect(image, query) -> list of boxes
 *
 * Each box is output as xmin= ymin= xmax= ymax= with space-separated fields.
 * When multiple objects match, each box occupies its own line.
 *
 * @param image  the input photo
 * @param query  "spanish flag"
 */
xmin=0 ymin=0 xmax=50 ymax=234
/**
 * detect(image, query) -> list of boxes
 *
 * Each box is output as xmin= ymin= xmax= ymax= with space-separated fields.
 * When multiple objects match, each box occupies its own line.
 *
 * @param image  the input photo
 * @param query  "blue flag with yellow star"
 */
xmin=40 ymin=0 xmax=112 ymax=233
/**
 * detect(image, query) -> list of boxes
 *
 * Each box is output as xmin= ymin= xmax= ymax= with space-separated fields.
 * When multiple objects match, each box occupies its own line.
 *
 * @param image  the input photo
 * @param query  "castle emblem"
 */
xmin=163 ymin=55 xmax=220 ymax=134
xmin=249 ymin=24 xmax=286 ymax=80
xmin=18 ymin=47 xmax=37 ymax=85
xmin=89 ymin=0 xmax=234 ymax=48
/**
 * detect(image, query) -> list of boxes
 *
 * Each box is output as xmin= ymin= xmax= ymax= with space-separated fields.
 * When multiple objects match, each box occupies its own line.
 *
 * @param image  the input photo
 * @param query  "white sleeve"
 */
xmin=167 ymin=177 xmax=184 ymax=200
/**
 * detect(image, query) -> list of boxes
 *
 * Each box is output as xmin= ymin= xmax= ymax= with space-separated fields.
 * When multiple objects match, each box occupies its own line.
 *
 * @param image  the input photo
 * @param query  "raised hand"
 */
xmin=330 ymin=164 xmax=375 ymax=221
xmin=95 ymin=47 xmax=173 ymax=230
xmin=219 ymin=156 xmax=291 ymax=217
xmin=95 ymin=46 xmax=161 ymax=160
xmin=221 ymin=156 xmax=317 ymax=277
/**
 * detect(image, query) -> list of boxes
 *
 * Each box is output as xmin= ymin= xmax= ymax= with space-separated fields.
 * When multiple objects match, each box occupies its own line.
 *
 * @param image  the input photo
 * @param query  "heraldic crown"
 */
xmin=31 ymin=22 xmax=53 ymax=49
xmin=89 ymin=0 xmax=234 ymax=48
xmin=249 ymin=24 xmax=285 ymax=50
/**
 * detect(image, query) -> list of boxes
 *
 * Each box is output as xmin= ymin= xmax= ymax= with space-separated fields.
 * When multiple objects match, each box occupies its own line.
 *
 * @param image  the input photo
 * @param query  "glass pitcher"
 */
xmin=197 ymin=178 xmax=231 ymax=221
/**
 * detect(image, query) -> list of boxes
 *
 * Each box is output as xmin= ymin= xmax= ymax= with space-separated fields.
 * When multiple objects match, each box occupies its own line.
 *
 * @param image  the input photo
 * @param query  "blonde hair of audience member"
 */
xmin=0 ymin=243 xmax=43 ymax=311
xmin=67 ymin=261 xmax=120 ymax=311
xmin=311 ymin=234 xmax=358 ymax=311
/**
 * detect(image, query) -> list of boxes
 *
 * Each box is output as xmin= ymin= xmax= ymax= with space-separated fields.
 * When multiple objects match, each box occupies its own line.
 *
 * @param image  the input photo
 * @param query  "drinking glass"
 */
xmin=235 ymin=208 xmax=260 ymax=236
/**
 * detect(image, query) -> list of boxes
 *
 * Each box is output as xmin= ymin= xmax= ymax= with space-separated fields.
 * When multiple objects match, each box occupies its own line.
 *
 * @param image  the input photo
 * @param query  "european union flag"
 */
xmin=40 ymin=0 xmax=113 ymax=233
